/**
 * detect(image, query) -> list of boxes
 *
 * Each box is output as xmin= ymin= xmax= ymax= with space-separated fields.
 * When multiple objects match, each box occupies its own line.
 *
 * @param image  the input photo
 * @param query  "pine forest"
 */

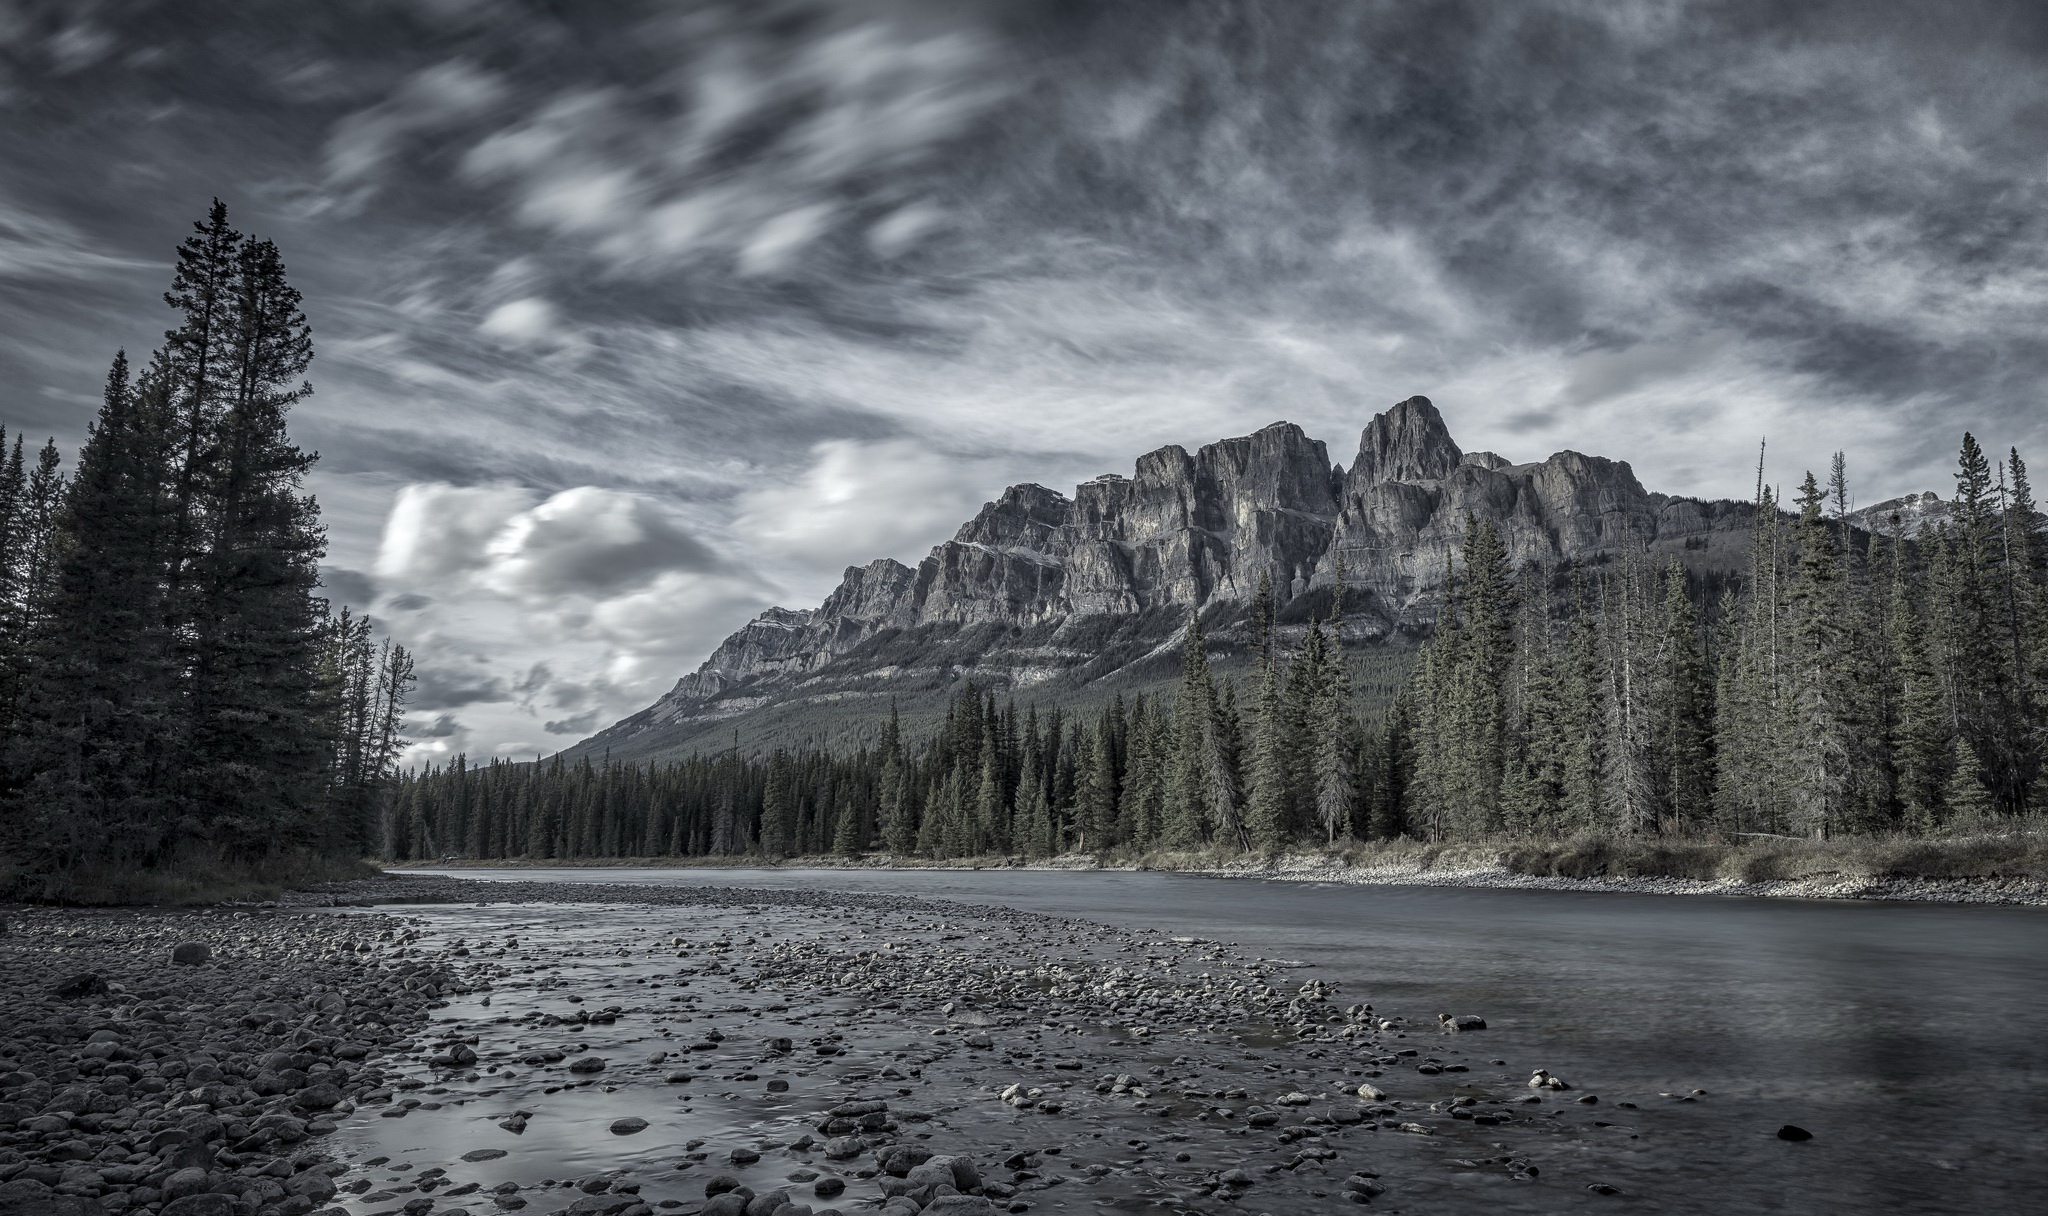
xmin=385 ymin=441 xmax=2045 ymax=864
xmin=0 ymin=204 xmax=413 ymax=898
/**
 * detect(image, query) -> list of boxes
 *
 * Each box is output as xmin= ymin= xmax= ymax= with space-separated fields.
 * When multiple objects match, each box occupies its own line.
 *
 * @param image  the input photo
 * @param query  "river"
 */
xmin=381 ymin=867 xmax=2047 ymax=1213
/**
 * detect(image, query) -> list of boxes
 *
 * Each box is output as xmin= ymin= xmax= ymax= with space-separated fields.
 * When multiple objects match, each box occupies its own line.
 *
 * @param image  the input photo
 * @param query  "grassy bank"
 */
xmin=384 ymin=820 xmax=2048 ymax=891
xmin=2 ymin=852 xmax=384 ymax=906
xmin=1122 ymin=824 xmax=2048 ymax=882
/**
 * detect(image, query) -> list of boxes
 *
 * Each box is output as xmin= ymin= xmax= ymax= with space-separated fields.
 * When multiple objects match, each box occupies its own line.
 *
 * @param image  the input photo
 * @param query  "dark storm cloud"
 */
xmin=4 ymin=0 xmax=2046 ymax=756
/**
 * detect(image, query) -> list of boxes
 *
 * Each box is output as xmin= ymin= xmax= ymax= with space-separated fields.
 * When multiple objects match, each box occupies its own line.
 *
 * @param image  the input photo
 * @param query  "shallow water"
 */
xmin=354 ymin=868 xmax=2048 ymax=1213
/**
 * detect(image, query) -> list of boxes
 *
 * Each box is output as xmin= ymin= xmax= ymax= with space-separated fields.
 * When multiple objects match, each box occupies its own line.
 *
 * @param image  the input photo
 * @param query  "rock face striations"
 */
xmin=572 ymin=398 xmax=1760 ymax=762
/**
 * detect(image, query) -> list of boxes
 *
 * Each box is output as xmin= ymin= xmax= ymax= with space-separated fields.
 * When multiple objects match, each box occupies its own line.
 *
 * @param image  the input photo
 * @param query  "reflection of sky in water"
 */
xmin=328 ymin=904 xmax=900 ymax=1213
xmin=372 ymin=872 xmax=2048 ymax=1213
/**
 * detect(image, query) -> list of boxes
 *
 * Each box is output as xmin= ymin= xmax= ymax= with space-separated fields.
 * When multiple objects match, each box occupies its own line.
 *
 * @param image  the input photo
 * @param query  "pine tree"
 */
xmin=1310 ymin=617 xmax=1358 ymax=845
xmin=759 ymin=751 xmax=797 ymax=857
xmin=1651 ymin=561 xmax=1714 ymax=832
xmin=13 ymin=357 xmax=180 ymax=873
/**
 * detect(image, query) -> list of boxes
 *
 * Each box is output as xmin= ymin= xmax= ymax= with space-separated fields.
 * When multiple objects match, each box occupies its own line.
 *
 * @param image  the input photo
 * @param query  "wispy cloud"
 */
xmin=7 ymin=0 xmax=2048 ymax=758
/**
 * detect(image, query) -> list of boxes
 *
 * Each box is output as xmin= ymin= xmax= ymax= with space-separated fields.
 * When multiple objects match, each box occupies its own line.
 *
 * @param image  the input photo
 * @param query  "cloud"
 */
xmin=479 ymin=486 xmax=726 ymax=599
xmin=544 ymin=710 xmax=601 ymax=735
xmin=366 ymin=478 xmax=773 ymax=761
xmin=374 ymin=482 xmax=536 ymax=586
xmin=478 ymin=296 xmax=559 ymax=345
xmin=443 ymin=12 xmax=1010 ymax=275
xmin=318 ymin=566 xmax=378 ymax=611
xmin=734 ymin=438 xmax=1002 ymax=571
xmin=326 ymin=59 xmax=508 ymax=184
xmin=0 ymin=198 xmax=152 ymax=282
xmin=411 ymin=666 xmax=510 ymax=711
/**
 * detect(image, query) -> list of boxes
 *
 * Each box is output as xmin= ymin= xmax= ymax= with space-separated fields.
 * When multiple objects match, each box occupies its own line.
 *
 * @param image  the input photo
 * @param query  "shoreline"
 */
xmin=382 ymin=843 xmax=2048 ymax=908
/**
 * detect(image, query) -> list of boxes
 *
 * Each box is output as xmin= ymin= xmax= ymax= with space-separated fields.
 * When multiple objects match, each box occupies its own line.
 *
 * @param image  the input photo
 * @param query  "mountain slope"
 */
xmin=566 ymin=397 xmax=1761 ymax=763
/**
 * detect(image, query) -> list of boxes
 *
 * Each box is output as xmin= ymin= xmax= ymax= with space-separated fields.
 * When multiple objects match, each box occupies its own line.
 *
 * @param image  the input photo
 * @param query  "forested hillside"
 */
xmin=0 ymin=204 xmax=413 ymax=899
xmin=387 ymin=434 xmax=2045 ymax=862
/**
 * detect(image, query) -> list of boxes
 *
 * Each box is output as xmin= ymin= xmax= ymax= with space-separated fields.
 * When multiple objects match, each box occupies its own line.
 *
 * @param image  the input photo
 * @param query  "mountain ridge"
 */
xmin=566 ymin=397 xmax=1765 ymax=764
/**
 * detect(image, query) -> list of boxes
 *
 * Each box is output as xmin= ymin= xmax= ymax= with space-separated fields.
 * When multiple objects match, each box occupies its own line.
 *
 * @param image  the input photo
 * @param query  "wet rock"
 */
xmin=1438 ymin=1013 xmax=1486 ymax=1032
xmin=286 ymin=1172 xmax=338 ymax=1204
xmin=701 ymin=1198 xmax=747 ymax=1216
xmin=702 ymin=1177 xmax=744 ymax=1197
xmin=811 ymin=1179 xmax=845 ymax=1199
xmin=730 ymin=1149 xmax=760 ymax=1166
xmin=1354 ymin=1082 xmax=1386 ymax=1101
xmin=171 ymin=942 xmax=213 ymax=965
xmin=0 ymin=1179 xmax=107 ymax=1216
xmin=569 ymin=1057 xmax=608 ymax=1075
xmin=464 ymin=1150 xmax=509 ymax=1163
xmin=429 ymin=1045 xmax=478 ymax=1068
xmin=49 ymin=974 xmax=105 ymax=999
xmin=161 ymin=1196 xmax=237 ymax=1216
xmin=822 ymin=1138 xmax=861 ymax=1161
xmin=921 ymin=1199 xmax=996 ymax=1215
xmin=876 ymin=1146 xmax=933 ymax=1177
xmin=1777 ymin=1125 xmax=1813 ymax=1142
xmin=611 ymin=1119 xmax=650 ymax=1136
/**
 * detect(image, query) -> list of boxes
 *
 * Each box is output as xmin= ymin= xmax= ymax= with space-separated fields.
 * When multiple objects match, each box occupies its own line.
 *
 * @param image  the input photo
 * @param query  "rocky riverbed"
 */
xmin=4 ymin=874 xmax=1717 ymax=1216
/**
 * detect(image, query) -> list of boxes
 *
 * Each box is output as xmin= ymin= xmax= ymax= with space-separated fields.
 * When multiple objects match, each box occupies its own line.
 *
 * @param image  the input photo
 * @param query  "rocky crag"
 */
xmin=571 ymin=398 xmax=1762 ymax=763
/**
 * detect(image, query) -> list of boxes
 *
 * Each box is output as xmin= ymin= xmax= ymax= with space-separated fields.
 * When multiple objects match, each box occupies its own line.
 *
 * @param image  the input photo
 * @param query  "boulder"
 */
xmin=0 ymin=1179 xmax=107 ymax=1216
xmin=171 ymin=943 xmax=212 ymax=966
xmin=49 ymin=975 xmax=105 ymax=1000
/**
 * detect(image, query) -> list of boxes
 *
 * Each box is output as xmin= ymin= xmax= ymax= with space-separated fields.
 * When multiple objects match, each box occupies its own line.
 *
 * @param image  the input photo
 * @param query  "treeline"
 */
xmin=0 ymin=203 xmax=414 ymax=895
xmin=400 ymin=433 xmax=2043 ymax=862
xmin=1405 ymin=437 xmax=2041 ymax=839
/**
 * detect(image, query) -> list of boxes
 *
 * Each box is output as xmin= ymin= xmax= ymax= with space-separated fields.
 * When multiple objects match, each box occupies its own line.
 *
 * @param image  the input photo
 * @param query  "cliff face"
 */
xmin=573 ymin=397 xmax=1762 ymax=761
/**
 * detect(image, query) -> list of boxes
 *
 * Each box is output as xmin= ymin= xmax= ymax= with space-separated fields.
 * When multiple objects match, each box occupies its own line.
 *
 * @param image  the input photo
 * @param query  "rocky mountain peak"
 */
xmin=572 ymin=397 xmax=1781 ymax=763
xmin=1349 ymin=395 xmax=1462 ymax=487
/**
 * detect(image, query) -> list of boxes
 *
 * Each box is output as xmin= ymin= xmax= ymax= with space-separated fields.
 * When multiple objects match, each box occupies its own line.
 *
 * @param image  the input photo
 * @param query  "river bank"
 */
xmin=4 ymin=874 xmax=1667 ymax=1216
xmin=386 ymin=827 xmax=2048 ymax=907
xmin=0 ymin=902 xmax=457 ymax=1216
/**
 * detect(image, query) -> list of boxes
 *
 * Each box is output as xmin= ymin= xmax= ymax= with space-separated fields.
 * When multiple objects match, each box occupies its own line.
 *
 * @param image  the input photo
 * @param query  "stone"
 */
xmin=285 ymin=1174 xmax=337 ymax=1204
xmin=0 ymin=1179 xmax=107 ymax=1216
xmin=568 ymin=1058 xmax=607 ymax=1075
xmin=49 ymin=974 xmax=106 ymax=999
xmin=161 ymin=1197 xmax=236 ymax=1216
xmin=1777 ymin=1125 xmax=1813 ymax=1142
xmin=1354 ymin=1083 xmax=1385 ymax=1101
xmin=461 ymin=1150 xmax=507 ymax=1163
xmin=920 ymin=1200 xmax=996 ymax=1215
xmin=702 ymin=1178 xmax=743 ymax=1198
xmin=1438 ymin=1014 xmax=1486 ymax=1032
xmin=610 ymin=1119 xmax=649 ymax=1136
xmin=811 ymin=1180 xmax=844 ymax=1199
xmin=161 ymin=1169 xmax=211 ymax=1200
xmin=171 ymin=943 xmax=212 ymax=966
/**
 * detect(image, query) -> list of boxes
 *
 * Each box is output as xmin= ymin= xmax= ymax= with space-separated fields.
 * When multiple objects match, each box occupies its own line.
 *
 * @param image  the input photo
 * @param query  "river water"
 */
xmin=379 ymin=868 xmax=2047 ymax=1213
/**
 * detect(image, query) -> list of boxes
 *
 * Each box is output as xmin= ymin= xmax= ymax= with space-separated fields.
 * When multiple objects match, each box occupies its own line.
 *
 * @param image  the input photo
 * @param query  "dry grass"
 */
xmin=372 ymin=817 xmax=2048 ymax=889
xmin=5 ymin=852 xmax=382 ymax=906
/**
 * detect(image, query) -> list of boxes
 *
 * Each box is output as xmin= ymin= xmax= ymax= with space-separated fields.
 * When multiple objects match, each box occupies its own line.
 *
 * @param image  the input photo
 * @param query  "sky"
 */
xmin=4 ymin=0 xmax=2048 ymax=763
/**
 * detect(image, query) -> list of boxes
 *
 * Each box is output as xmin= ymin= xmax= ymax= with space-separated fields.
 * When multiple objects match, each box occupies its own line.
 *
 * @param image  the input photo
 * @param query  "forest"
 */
xmin=0 ymin=203 xmax=412 ymax=899
xmin=385 ymin=434 xmax=2045 ymax=863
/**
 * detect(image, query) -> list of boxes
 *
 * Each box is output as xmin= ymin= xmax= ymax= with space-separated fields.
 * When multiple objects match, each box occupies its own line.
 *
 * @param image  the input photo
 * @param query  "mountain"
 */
xmin=567 ymin=397 xmax=1763 ymax=764
xmin=1846 ymin=490 xmax=1951 ymax=537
